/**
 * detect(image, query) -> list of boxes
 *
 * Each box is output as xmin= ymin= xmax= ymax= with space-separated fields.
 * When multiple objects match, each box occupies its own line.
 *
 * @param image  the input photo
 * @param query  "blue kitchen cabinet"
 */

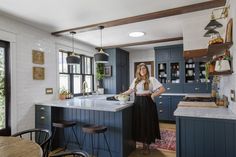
xmin=103 ymin=48 xmax=129 ymax=94
xmin=155 ymin=45 xmax=184 ymax=93
xmin=156 ymin=95 xmax=170 ymax=121
xmin=155 ymin=44 xmax=211 ymax=94
xmin=156 ymin=95 xmax=184 ymax=121
xmin=176 ymin=117 xmax=236 ymax=157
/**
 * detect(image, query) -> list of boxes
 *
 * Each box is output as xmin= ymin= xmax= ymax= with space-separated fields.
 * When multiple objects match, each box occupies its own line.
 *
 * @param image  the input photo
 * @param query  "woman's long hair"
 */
xmin=134 ymin=63 xmax=150 ymax=90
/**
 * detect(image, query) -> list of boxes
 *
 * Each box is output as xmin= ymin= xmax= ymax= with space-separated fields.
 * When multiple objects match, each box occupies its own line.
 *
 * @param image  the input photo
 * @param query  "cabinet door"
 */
xmin=156 ymin=62 xmax=168 ymax=84
xmin=156 ymin=96 xmax=170 ymax=121
xmin=170 ymin=45 xmax=183 ymax=61
xmin=170 ymin=96 xmax=184 ymax=121
xmin=155 ymin=48 xmax=170 ymax=61
xmin=198 ymin=83 xmax=211 ymax=93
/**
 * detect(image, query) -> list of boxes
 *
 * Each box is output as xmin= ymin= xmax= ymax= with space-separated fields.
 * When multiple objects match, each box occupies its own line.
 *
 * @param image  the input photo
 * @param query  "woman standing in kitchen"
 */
xmin=122 ymin=63 xmax=165 ymax=154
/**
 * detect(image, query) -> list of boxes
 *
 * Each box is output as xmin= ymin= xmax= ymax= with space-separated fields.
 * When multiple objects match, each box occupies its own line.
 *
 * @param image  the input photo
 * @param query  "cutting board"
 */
xmin=178 ymin=101 xmax=218 ymax=108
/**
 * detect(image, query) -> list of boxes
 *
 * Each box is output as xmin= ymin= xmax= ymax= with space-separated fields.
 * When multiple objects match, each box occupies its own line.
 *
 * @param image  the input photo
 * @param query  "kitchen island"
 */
xmin=174 ymin=102 xmax=236 ymax=157
xmin=35 ymin=95 xmax=135 ymax=157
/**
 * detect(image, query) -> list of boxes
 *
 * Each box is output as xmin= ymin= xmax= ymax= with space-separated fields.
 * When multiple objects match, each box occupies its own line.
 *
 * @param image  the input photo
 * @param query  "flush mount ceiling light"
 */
xmin=129 ymin=31 xmax=145 ymax=37
xmin=94 ymin=26 xmax=109 ymax=63
xmin=66 ymin=31 xmax=80 ymax=65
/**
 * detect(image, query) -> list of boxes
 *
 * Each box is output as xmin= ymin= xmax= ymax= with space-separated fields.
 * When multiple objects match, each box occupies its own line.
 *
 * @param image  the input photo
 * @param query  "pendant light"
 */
xmin=66 ymin=31 xmax=80 ymax=65
xmin=204 ymin=29 xmax=220 ymax=37
xmin=94 ymin=26 xmax=109 ymax=63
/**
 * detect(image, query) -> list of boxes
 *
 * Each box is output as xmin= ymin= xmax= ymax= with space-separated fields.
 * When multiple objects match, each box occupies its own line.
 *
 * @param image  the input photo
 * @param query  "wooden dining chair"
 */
xmin=50 ymin=151 xmax=89 ymax=157
xmin=12 ymin=128 xmax=52 ymax=157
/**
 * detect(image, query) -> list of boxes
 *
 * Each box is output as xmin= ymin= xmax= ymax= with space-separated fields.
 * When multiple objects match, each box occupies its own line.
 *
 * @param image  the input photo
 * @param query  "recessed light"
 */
xmin=129 ymin=32 xmax=145 ymax=37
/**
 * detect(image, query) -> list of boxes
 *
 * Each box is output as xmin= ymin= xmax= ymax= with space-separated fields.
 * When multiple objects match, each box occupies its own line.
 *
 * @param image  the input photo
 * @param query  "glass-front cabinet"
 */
xmin=155 ymin=44 xmax=211 ymax=93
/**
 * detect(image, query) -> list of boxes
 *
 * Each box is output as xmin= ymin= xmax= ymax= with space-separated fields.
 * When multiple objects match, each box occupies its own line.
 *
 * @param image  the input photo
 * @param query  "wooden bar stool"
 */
xmin=51 ymin=120 xmax=81 ymax=150
xmin=82 ymin=124 xmax=112 ymax=157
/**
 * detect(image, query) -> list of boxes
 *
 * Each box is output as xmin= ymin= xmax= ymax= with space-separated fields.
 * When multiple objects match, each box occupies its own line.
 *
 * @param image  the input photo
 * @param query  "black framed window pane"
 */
xmin=85 ymin=57 xmax=91 ymax=74
xmin=59 ymin=74 xmax=70 ymax=91
xmin=0 ymin=47 xmax=5 ymax=129
xmin=72 ymin=64 xmax=81 ymax=73
xmin=62 ymin=53 xmax=68 ymax=73
xmin=59 ymin=52 xmax=63 ymax=73
xmin=73 ymin=75 xmax=82 ymax=94
xmin=85 ymin=75 xmax=93 ymax=92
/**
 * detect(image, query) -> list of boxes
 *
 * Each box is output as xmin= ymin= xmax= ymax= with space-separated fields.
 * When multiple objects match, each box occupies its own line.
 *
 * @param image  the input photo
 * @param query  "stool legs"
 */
xmin=72 ymin=127 xmax=82 ymax=149
xmin=103 ymin=133 xmax=112 ymax=157
xmin=82 ymin=133 xmax=112 ymax=157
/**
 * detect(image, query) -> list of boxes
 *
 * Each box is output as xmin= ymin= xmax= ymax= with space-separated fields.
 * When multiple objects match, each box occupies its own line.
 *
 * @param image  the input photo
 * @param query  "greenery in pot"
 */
xmin=96 ymin=63 xmax=105 ymax=88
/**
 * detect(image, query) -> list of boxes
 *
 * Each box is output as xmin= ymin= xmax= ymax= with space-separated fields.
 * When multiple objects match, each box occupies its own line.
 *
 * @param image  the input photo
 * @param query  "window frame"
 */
xmin=59 ymin=50 xmax=94 ymax=96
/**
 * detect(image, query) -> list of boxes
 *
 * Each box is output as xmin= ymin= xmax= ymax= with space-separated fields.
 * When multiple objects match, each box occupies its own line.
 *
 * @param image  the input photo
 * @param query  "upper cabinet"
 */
xmin=103 ymin=48 xmax=129 ymax=94
xmin=155 ymin=44 xmax=211 ymax=93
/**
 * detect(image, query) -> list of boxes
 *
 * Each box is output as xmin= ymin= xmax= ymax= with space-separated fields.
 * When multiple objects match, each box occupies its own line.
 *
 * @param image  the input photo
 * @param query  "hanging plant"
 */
xmin=96 ymin=63 xmax=105 ymax=81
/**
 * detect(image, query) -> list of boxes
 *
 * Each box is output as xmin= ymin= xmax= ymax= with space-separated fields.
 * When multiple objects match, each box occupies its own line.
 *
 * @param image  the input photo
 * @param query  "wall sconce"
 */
xmin=205 ymin=6 xmax=230 ymax=30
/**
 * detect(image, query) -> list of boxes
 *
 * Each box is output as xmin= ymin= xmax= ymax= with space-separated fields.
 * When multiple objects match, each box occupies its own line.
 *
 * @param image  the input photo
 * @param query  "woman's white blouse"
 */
xmin=129 ymin=77 xmax=163 ymax=94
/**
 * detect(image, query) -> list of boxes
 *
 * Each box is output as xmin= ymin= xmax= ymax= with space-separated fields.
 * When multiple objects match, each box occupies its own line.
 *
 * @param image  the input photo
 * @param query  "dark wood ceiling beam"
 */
xmin=51 ymin=0 xmax=226 ymax=36
xmin=95 ymin=37 xmax=183 ymax=49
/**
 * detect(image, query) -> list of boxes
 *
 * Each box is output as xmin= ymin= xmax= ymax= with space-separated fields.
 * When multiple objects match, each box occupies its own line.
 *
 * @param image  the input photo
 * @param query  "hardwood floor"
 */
xmin=50 ymin=122 xmax=176 ymax=157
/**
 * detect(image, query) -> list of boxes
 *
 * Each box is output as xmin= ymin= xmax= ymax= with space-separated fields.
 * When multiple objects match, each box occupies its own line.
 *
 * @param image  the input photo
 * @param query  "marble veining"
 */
xmin=174 ymin=105 xmax=236 ymax=120
xmin=36 ymin=94 xmax=133 ymax=112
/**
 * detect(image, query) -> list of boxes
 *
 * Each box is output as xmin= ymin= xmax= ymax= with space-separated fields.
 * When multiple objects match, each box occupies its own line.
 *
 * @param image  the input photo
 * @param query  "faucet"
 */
xmin=82 ymin=81 xmax=89 ymax=96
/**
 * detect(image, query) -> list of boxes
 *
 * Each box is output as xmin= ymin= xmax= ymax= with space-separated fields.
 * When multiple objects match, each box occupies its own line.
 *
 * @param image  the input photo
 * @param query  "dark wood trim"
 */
xmin=183 ymin=49 xmax=208 ymax=59
xmin=97 ymin=37 xmax=183 ymax=49
xmin=134 ymin=61 xmax=154 ymax=77
xmin=52 ymin=0 xmax=226 ymax=36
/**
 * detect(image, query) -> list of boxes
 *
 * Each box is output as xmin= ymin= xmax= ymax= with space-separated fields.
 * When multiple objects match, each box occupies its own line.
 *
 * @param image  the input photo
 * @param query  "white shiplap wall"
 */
xmin=0 ymin=14 xmax=96 ymax=133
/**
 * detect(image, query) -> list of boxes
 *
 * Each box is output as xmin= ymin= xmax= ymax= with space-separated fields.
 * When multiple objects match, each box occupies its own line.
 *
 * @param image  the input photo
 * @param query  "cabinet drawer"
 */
xmin=36 ymin=105 xmax=51 ymax=114
xmin=157 ymin=105 xmax=169 ymax=121
xmin=164 ymin=84 xmax=183 ymax=93
xmin=35 ymin=112 xmax=51 ymax=125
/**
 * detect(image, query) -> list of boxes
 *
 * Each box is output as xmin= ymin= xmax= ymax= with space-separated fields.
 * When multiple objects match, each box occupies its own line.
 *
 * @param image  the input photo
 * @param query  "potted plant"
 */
xmin=96 ymin=63 xmax=105 ymax=94
xmin=59 ymin=88 xmax=67 ymax=100
xmin=214 ymin=54 xmax=232 ymax=72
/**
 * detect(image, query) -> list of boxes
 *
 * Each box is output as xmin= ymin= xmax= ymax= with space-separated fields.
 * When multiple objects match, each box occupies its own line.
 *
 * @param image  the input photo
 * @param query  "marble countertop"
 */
xmin=174 ymin=101 xmax=236 ymax=120
xmin=36 ymin=94 xmax=133 ymax=112
xmin=162 ymin=93 xmax=211 ymax=96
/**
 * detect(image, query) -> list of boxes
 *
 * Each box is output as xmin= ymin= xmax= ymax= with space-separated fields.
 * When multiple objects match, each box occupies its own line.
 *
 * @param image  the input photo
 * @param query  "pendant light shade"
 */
xmin=205 ymin=19 xmax=223 ymax=30
xmin=204 ymin=29 xmax=220 ymax=37
xmin=94 ymin=26 xmax=109 ymax=63
xmin=66 ymin=31 xmax=80 ymax=65
xmin=94 ymin=49 xmax=109 ymax=63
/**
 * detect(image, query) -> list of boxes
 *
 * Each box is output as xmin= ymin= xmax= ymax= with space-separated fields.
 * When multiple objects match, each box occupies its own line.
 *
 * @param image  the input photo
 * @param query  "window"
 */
xmin=0 ymin=40 xmax=10 ymax=136
xmin=59 ymin=51 xmax=94 ymax=96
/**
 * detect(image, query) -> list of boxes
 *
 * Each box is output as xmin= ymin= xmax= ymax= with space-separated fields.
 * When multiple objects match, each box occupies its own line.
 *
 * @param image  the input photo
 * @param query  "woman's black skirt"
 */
xmin=132 ymin=95 xmax=161 ymax=144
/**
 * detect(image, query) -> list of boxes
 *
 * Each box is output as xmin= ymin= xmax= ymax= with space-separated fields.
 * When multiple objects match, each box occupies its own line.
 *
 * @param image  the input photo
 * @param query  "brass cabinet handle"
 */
xmin=159 ymin=96 xmax=162 ymax=98
xmin=159 ymin=110 xmax=163 ymax=113
xmin=40 ymin=116 xmax=45 ymax=120
xmin=167 ymin=88 xmax=170 ymax=90
xmin=195 ymin=87 xmax=199 ymax=90
xmin=159 ymin=102 xmax=162 ymax=104
xmin=40 ymin=107 xmax=45 ymax=110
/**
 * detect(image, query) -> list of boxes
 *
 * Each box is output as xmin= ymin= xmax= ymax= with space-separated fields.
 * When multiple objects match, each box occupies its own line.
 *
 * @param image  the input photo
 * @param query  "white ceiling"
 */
xmin=0 ymin=0 xmax=212 ymax=50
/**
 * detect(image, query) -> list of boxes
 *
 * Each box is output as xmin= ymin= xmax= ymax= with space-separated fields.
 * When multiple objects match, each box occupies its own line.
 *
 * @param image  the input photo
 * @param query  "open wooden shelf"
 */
xmin=209 ymin=70 xmax=233 ymax=75
xmin=208 ymin=42 xmax=233 ymax=56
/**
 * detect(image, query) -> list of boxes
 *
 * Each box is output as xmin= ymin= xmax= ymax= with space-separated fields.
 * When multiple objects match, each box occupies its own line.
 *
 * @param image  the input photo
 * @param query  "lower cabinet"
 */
xmin=156 ymin=95 xmax=184 ymax=121
xmin=176 ymin=117 xmax=236 ymax=157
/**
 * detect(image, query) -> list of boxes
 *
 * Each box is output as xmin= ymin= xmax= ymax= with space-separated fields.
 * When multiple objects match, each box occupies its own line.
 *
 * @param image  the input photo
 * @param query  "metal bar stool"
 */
xmin=51 ymin=120 xmax=82 ymax=150
xmin=82 ymin=124 xmax=112 ymax=157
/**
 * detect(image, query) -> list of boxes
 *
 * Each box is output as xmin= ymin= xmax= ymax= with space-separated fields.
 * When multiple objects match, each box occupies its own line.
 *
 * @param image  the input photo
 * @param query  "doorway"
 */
xmin=0 ymin=40 xmax=10 ymax=136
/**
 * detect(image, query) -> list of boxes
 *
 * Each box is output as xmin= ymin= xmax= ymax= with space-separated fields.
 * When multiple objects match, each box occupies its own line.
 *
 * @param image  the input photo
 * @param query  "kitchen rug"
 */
xmin=136 ymin=128 xmax=176 ymax=152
